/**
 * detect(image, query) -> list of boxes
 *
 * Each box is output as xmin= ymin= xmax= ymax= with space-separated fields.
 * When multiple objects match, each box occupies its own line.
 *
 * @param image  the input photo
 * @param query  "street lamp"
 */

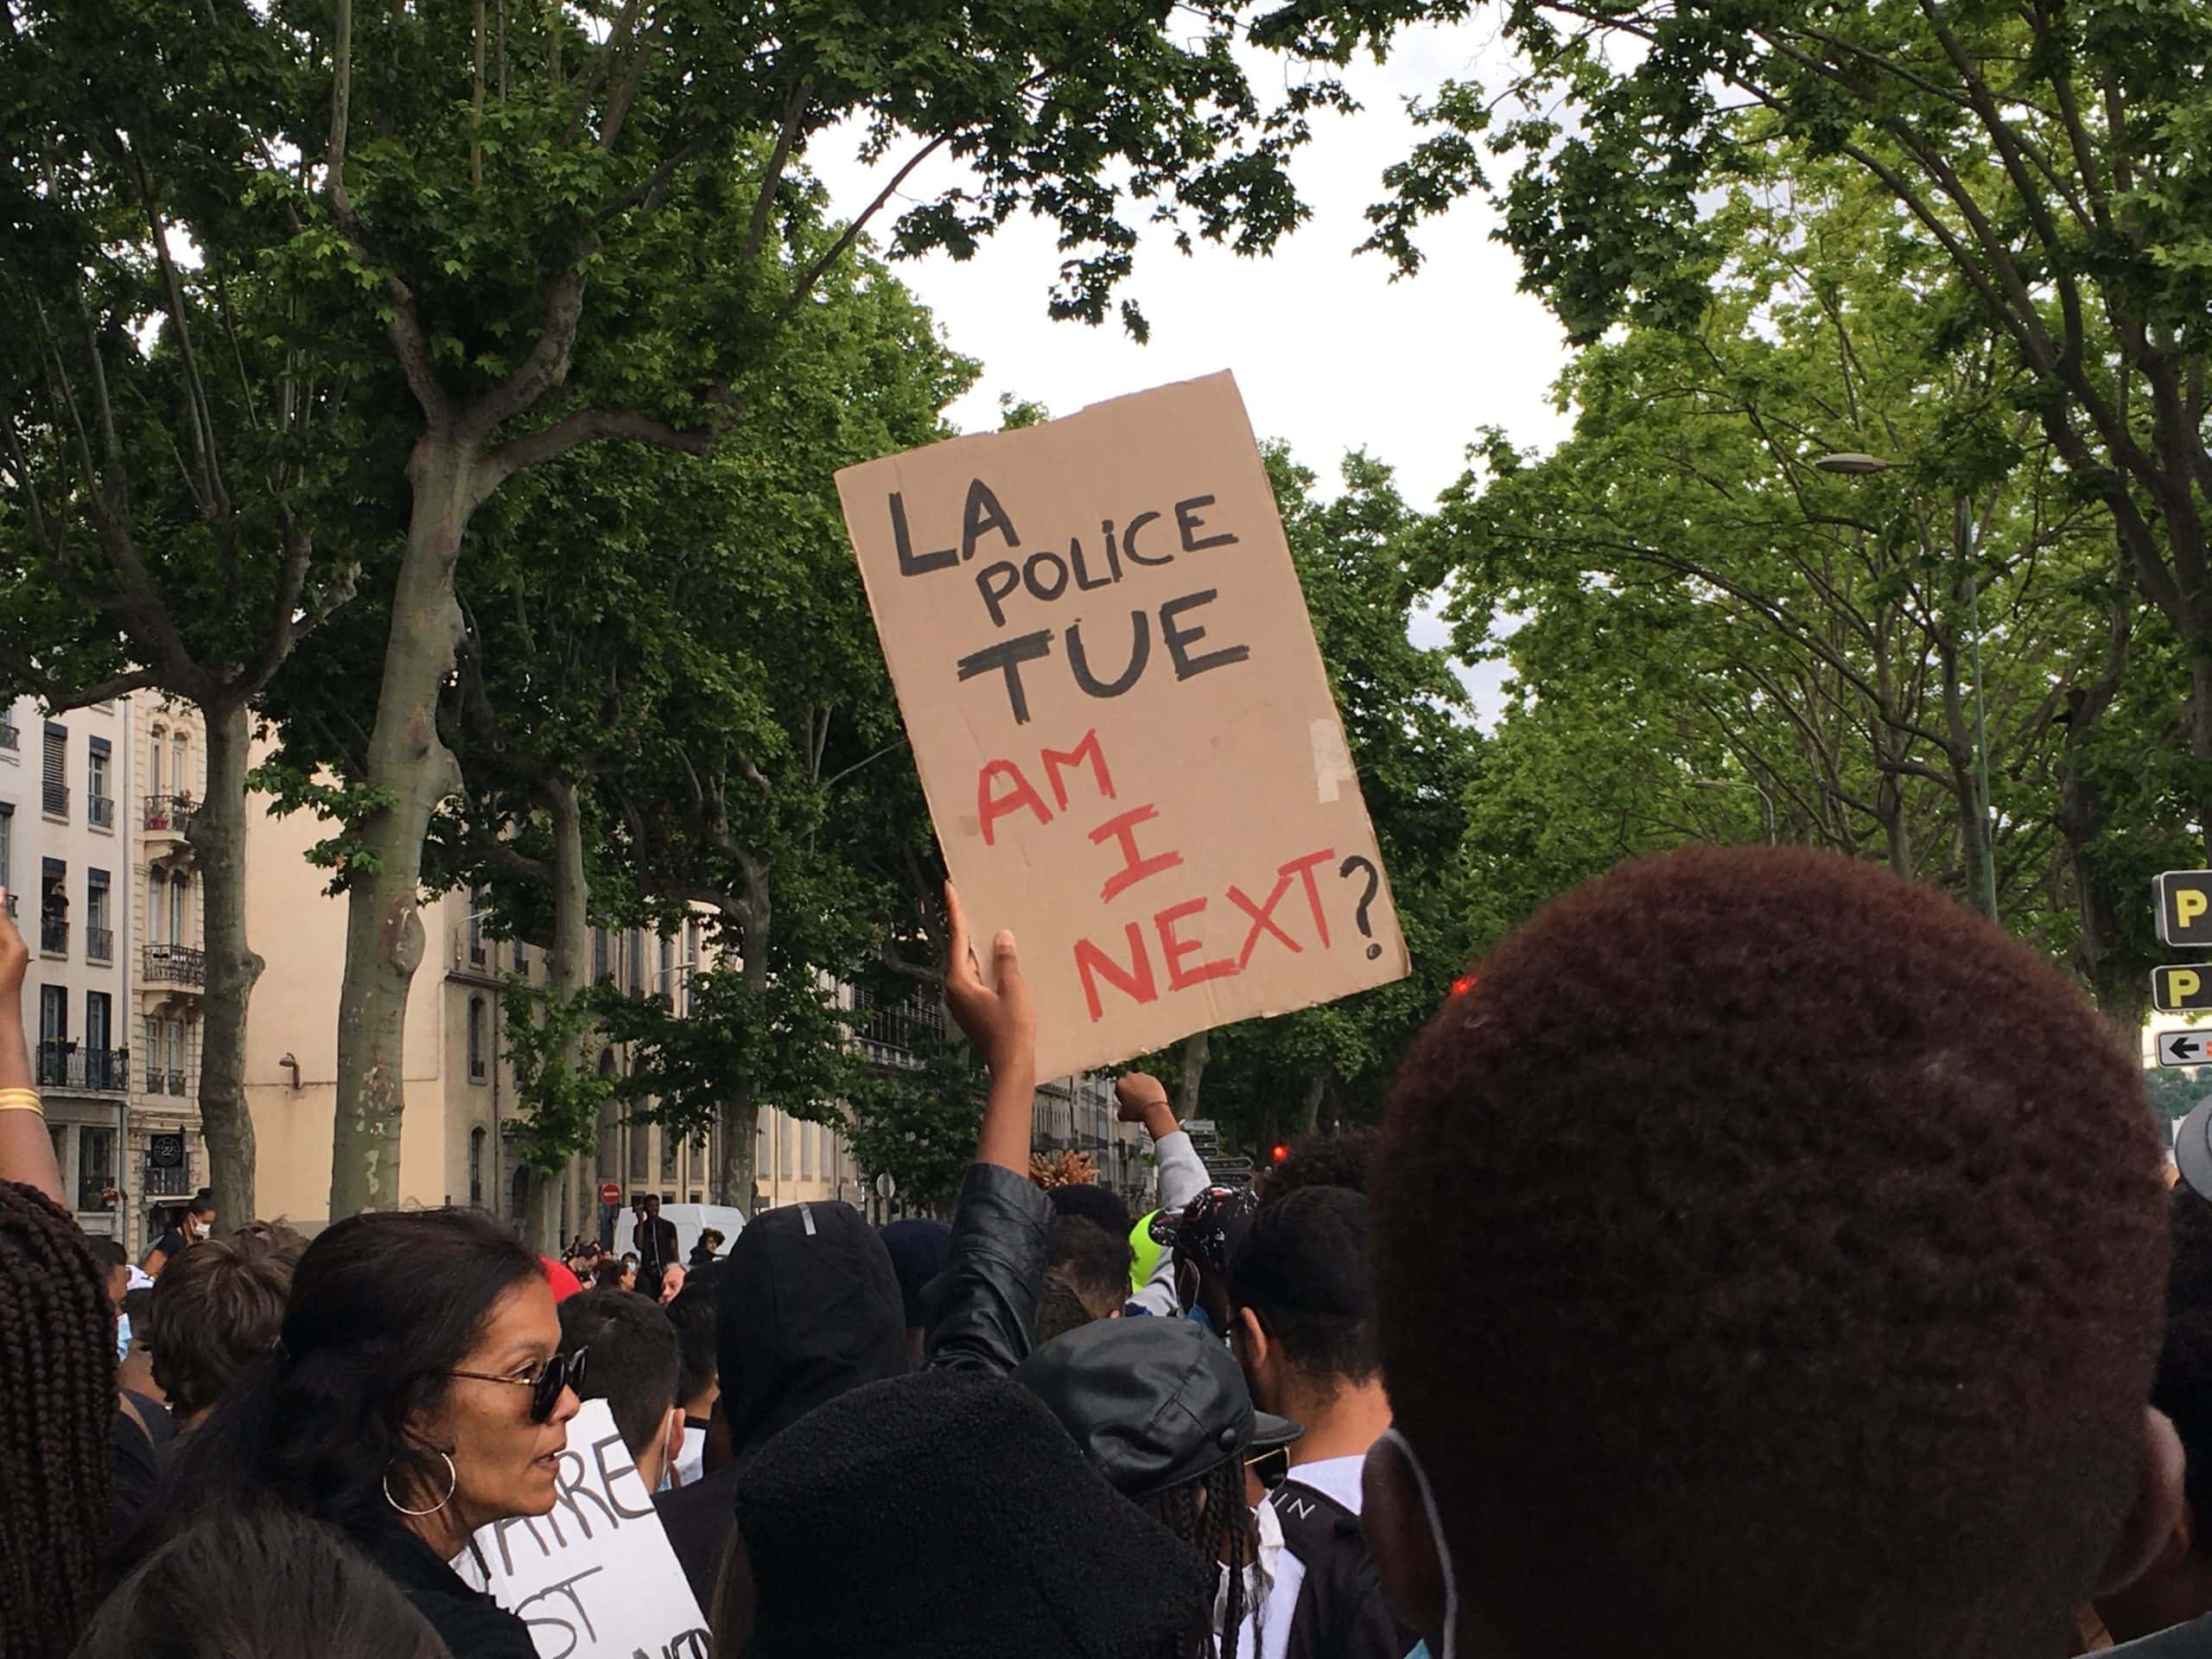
xmin=1691 ymin=778 xmax=1777 ymax=844
xmin=1813 ymin=450 xmax=1999 ymax=921
xmin=1813 ymin=452 xmax=1893 ymax=477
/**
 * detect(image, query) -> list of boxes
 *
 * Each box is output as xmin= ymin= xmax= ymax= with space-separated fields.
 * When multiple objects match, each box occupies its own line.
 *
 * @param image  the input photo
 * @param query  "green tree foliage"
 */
xmin=0 ymin=0 xmax=371 ymax=1224
xmin=1359 ymin=0 xmax=2212 ymax=854
xmin=259 ymin=217 xmax=969 ymax=1221
xmin=32 ymin=0 xmax=1418 ymax=1217
xmin=1427 ymin=169 xmax=2201 ymax=1029
xmin=1150 ymin=445 xmax=1484 ymax=1150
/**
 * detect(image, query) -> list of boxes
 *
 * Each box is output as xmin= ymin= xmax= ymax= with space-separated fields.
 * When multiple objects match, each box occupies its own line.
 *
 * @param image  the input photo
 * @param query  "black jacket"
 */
xmin=360 ymin=1524 xmax=537 ymax=1659
xmin=635 ymin=1214 xmax=679 ymax=1274
xmin=1267 ymin=1477 xmax=1421 ymax=1659
xmin=657 ymin=1202 xmax=908 ymax=1606
xmin=925 ymin=1163 xmax=1053 ymax=1379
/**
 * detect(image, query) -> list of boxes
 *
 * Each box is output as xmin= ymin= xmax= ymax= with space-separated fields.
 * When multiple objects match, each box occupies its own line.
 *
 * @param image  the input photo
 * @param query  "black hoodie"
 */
xmin=652 ymin=1200 xmax=906 ymax=1605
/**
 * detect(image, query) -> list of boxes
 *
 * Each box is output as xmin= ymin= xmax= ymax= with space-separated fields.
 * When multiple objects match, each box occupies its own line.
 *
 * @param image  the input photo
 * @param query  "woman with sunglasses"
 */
xmin=124 ymin=1207 xmax=582 ymax=1658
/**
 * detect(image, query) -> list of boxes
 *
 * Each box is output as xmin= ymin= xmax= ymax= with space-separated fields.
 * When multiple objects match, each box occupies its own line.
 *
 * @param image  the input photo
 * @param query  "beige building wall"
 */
xmin=242 ymin=775 xmax=480 ymax=1229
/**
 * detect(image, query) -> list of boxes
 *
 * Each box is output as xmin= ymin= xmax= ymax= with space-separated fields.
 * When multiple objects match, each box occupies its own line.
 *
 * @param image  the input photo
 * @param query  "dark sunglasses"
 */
xmin=1245 ymin=1445 xmax=1290 ymax=1492
xmin=447 ymin=1349 xmax=586 ymax=1423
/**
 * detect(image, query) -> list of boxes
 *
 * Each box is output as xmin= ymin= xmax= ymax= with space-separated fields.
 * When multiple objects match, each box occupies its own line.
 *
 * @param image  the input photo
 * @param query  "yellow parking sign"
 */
xmin=2158 ymin=871 xmax=2212 ymax=948
xmin=2154 ymin=964 xmax=2212 ymax=1014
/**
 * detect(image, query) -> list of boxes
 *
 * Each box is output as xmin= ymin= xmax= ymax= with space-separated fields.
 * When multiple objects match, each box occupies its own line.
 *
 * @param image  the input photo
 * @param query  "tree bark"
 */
xmin=1175 ymin=1029 xmax=1210 ymax=1121
xmin=330 ymin=435 xmax=474 ymax=1216
xmin=192 ymin=696 xmax=263 ymax=1229
xmin=2192 ymin=654 xmax=2212 ymax=869
xmin=518 ymin=776 xmax=591 ymax=1249
xmin=1296 ymin=1071 xmax=1325 ymax=1137
xmin=715 ymin=855 xmax=769 ymax=1211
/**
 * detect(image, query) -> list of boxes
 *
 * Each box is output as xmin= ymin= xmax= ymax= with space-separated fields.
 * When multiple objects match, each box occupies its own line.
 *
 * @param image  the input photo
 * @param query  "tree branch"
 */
xmin=477 ymin=405 xmax=716 ymax=493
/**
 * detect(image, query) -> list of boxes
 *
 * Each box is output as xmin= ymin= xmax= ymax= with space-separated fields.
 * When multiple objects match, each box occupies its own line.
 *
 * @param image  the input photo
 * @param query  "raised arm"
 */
xmin=1117 ymin=1071 xmax=1210 ymax=1317
xmin=0 ymin=890 xmax=67 ymax=1208
xmin=927 ymin=883 xmax=1052 ymax=1376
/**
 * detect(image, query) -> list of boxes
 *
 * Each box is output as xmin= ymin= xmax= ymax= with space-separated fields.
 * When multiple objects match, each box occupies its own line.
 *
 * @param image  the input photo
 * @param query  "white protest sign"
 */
xmin=455 ymin=1397 xmax=709 ymax=1659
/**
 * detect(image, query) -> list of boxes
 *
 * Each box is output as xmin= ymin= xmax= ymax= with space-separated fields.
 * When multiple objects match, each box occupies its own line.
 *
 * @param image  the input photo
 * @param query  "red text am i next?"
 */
xmin=975 ymin=729 xmax=1336 ymax=1025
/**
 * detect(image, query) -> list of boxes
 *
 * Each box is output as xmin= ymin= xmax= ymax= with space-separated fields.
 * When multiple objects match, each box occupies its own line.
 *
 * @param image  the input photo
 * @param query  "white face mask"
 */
xmin=187 ymin=1219 xmax=209 ymax=1241
xmin=1377 ymin=1426 xmax=1460 ymax=1659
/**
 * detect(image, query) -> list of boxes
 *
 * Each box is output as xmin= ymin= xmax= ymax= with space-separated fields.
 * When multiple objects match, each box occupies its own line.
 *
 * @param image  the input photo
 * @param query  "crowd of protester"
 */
xmin=3 ymin=846 xmax=2211 ymax=1657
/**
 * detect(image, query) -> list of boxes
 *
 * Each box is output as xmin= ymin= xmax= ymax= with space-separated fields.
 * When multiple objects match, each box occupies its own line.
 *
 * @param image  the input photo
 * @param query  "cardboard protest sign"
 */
xmin=456 ymin=1397 xmax=709 ymax=1659
xmin=837 ymin=371 xmax=1408 ymax=1079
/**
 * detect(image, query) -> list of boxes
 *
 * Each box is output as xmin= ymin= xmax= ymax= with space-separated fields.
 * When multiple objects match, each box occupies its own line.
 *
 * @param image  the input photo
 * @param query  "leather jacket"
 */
xmin=925 ymin=1162 xmax=1053 ymax=1378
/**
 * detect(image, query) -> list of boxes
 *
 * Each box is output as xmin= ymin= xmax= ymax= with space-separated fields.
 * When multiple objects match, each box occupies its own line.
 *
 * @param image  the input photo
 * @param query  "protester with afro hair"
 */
xmin=1260 ymin=1127 xmax=1377 ymax=1204
xmin=1363 ymin=845 xmax=2178 ymax=1659
xmin=2099 ymin=1180 xmax=2212 ymax=1648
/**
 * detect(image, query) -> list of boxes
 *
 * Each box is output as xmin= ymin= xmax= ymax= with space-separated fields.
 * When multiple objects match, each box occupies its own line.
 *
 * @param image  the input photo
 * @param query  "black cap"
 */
xmin=736 ymin=1370 xmax=1212 ymax=1659
xmin=1014 ymin=1315 xmax=1301 ymax=1500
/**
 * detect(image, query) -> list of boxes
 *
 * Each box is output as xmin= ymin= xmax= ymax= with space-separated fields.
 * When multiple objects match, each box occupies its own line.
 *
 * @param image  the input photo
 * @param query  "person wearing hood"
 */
xmin=725 ymin=1368 xmax=1216 ymax=1659
xmin=652 ymin=1198 xmax=906 ymax=1605
xmin=668 ymin=885 xmax=1061 ymax=1616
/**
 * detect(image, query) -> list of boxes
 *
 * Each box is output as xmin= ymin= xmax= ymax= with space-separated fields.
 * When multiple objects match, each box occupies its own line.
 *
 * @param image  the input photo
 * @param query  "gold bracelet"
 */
xmin=0 ymin=1090 xmax=43 ymax=1115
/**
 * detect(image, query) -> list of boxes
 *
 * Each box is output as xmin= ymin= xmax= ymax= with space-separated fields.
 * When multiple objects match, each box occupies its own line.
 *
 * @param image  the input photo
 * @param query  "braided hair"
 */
xmin=0 ymin=1179 xmax=117 ymax=1659
xmin=1139 ymin=1458 xmax=1249 ymax=1659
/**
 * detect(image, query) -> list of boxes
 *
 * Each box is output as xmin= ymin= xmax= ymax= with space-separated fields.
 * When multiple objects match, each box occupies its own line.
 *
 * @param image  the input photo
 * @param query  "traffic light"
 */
xmin=1271 ymin=1143 xmax=1289 ymax=1163
xmin=1449 ymin=973 xmax=1478 ymax=998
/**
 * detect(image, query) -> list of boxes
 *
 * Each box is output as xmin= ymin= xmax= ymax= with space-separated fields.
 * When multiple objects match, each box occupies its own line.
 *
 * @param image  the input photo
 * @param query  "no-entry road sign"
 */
xmin=2158 ymin=1032 xmax=2211 ymax=1068
xmin=2158 ymin=871 xmax=2212 ymax=948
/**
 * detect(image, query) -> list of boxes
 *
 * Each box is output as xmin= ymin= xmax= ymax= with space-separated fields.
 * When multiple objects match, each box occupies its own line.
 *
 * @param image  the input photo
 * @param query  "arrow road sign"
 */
xmin=2159 ymin=1032 xmax=2209 ymax=1067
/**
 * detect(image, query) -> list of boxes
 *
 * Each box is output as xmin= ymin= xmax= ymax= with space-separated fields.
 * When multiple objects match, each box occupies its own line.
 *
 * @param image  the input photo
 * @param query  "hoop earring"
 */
xmin=384 ymin=1451 xmax=459 ymax=1517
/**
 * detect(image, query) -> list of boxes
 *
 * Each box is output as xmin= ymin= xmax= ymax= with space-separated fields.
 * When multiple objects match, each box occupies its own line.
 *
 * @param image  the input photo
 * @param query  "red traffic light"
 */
xmin=1270 ymin=1143 xmax=1289 ymax=1163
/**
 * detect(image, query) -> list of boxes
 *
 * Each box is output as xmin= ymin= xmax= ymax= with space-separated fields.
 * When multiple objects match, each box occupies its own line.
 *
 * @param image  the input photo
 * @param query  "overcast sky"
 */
xmin=811 ymin=20 xmax=1572 ymax=722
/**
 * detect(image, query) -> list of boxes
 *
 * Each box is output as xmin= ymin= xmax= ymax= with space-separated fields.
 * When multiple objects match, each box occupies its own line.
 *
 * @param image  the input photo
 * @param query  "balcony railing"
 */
xmin=87 ymin=794 xmax=114 ymax=829
xmin=144 ymin=942 xmax=207 ymax=985
xmin=143 ymin=1160 xmax=192 ymax=1197
xmin=35 ymin=1044 xmax=130 ymax=1093
xmin=85 ymin=925 xmax=113 ymax=963
xmin=144 ymin=1067 xmax=191 ymax=1097
xmin=143 ymin=794 xmax=199 ymax=833
xmin=0 ymin=720 xmax=16 ymax=751
xmin=40 ymin=916 xmax=67 ymax=954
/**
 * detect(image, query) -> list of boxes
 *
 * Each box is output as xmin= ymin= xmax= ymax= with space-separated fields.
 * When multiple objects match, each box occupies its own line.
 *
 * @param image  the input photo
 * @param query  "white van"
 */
xmin=614 ymin=1202 xmax=748 ymax=1266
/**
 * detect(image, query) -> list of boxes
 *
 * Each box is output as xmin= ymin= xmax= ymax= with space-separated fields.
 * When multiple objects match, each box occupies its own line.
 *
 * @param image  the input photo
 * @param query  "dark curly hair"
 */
xmin=124 ymin=1207 xmax=540 ymax=1563
xmin=1047 ymin=1216 xmax=1132 ymax=1322
xmin=0 ymin=1181 xmax=115 ymax=1659
xmin=1261 ymin=1127 xmax=1377 ymax=1203
xmin=1371 ymin=845 xmax=2169 ymax=1659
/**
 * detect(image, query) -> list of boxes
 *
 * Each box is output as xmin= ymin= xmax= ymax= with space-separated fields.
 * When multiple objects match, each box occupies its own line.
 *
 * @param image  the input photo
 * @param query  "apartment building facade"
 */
xmin=2 ymin=693 xmax=133 ymax=1239
xmin=129 ymin=696 xmax=207 ymax=1252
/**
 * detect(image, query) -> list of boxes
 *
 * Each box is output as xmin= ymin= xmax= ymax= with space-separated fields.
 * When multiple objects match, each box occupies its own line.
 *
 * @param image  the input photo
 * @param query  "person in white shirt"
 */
xmin=1229 ymin=1185 xmax=1415 ymax=1659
